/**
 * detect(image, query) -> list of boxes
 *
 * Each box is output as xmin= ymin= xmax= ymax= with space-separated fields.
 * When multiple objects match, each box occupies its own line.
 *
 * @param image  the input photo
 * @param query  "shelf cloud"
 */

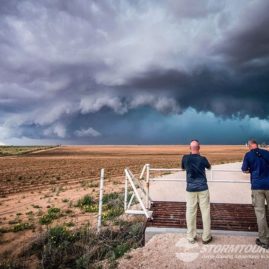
xmin=0 ymin=0 xmax=269 ymax=144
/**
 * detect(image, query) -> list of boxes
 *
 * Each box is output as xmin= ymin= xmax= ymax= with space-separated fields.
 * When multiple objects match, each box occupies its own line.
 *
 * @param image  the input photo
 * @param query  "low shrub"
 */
xmin=102 ymin=192 xmax=124 ymax=222
xmin=5 ymin=191 xmax=144 ymax=269
xmin=39 ymin=207 xmax=61 ymax=225
xmin=13 ymin=222 xmax=34 ymax=232
xmin=27 ymin=220 xmax=144 ymax=269
xmin=75 ymin=195 xmax=95 ymax=207
xmin=75 ymin=195 xmax=99 ymax=213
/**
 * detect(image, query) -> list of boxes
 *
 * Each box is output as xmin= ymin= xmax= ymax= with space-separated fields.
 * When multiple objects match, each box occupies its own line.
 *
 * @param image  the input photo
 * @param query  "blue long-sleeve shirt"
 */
xmin=241 ymin=148 xmax=269 ymax=190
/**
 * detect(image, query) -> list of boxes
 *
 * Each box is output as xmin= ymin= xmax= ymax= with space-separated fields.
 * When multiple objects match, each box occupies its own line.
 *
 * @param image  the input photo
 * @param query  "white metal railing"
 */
xmin=97 ymin=168 xmax=104 ymax=233
xmin=150 ymin=178 xmax=249 ymax=183
xmin=124 ymin=164 xmax=249 ymax=218
xmin=124 ymin=168 xmax=153 ymax=219
xmin=140 ymin=164 xmax=248 ymax=213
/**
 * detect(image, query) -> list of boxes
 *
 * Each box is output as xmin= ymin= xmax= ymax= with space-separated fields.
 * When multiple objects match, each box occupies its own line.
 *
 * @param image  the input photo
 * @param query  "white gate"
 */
xmin=124 ymin=167 xmax=153 ymax=219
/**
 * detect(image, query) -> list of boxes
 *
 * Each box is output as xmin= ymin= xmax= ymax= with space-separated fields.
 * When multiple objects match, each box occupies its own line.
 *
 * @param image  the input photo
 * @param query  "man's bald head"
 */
xmin=248 ymin=139 xmax=258 ymax=150
xmin=190 ymin=139 xmax=200 ymax=154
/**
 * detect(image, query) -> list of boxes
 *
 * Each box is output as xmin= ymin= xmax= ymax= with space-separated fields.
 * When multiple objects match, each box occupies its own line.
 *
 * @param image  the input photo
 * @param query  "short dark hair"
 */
xmin=191 ymin=139 xmax=200 ymax=144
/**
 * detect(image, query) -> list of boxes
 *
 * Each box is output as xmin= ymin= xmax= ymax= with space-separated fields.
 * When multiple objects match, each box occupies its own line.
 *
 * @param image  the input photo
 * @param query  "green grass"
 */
xmin=39 ymin=207 xmax=61 ymax=225
xmin=0 ymin=227 xmax=8 ymax=233
xmin=102 ymin=192 xmax=121 ymax=204
xmin=75 ymin=192 xmax=125 ymax=217
xmin=102 ymin=192 xmax=125 ymax=222
xmin=1 ymin=191 xmax=144 ymax=269
xmin=13 ymin=222 xmax=34 ymax=232
xmin=0 ymin=222 xmax=34 ymax=233
xmin=75 ymin=194 xmax=99 ymax=213
xmin=0 ymin=145 xmax=57 ymax=156
xmin=14 ymin=220 xmax=144 ymax=269
xmin=47 ymin=226 xmax=77 ymax=246
xmin=75 ymin=195 xmax=95 ymax=207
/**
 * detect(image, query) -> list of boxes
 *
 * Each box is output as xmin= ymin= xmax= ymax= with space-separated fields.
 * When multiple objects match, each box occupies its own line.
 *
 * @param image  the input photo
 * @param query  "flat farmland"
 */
xmin=0 ymin=145 xmax=248 ymax=261
xmin=0 ymin=145 xmax=247 ymax=196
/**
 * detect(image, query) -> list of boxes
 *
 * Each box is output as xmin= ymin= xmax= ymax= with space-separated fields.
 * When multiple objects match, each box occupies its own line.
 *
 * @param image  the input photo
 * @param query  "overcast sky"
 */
xmin=0 ymin=0 xmax=269 ymax=145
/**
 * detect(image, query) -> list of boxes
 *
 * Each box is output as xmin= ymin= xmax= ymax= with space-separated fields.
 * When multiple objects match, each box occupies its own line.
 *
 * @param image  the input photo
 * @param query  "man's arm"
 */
xmin=204 ymin=157 xmax=211 ymax=170
xmin=181 ymin=155 xmax=186 ymax=170
xmin=263 ymin=150 xmax=269 ymax=164
xmin=241 ymin=154 xmax=250 ymax=173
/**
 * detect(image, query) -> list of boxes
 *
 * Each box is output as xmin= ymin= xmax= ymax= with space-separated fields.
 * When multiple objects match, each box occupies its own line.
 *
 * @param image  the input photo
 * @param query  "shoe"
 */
xmin=256 ymin=238 xmax=269 ymax=249
xmin=188 ymin=236 xmax=197 ymax=244
xmin=202 ymin=236 xmax=213 ymax=244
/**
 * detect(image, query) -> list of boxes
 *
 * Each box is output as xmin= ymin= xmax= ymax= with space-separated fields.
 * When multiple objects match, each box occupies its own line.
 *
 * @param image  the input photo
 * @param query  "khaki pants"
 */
xmin=186 ymin=189 xmax=211 ymax=241
xmin=252 ymin=190 xmax=269 ymax=244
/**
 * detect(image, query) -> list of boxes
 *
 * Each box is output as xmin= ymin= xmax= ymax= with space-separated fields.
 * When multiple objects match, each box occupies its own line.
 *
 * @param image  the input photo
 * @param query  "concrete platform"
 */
xmin=143 ymin=163 xmax=261 ymax=243
xmin=145 ymin=227 xmax=257 ymax=243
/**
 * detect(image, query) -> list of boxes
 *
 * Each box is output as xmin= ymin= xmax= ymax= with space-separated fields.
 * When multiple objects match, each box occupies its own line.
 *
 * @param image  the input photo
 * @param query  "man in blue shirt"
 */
xmin=242 ymin=139 xmax=269 ymax=249
xmin=181 ymin=139 xmax=212 ymax=244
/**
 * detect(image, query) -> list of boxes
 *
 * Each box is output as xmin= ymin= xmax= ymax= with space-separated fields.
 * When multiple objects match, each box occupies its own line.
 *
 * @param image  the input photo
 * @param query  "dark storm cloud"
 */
xmin=122 ymin=65 xmax=269 ymax=118
xmin=0 ymin=0 xmax=269 ymax=144
xmin=214 ymin=0 xmax=269 ymax=65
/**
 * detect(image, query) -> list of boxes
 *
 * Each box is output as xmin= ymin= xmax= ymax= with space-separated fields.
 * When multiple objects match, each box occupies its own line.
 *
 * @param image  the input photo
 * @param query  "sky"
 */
xmin=0 ymin=0 xmax=269 ymax=145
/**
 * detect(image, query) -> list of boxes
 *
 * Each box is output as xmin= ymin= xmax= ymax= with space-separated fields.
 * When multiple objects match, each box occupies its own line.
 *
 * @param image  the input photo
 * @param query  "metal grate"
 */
xmin=146 ymin=202 xmax=269 ymax=232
